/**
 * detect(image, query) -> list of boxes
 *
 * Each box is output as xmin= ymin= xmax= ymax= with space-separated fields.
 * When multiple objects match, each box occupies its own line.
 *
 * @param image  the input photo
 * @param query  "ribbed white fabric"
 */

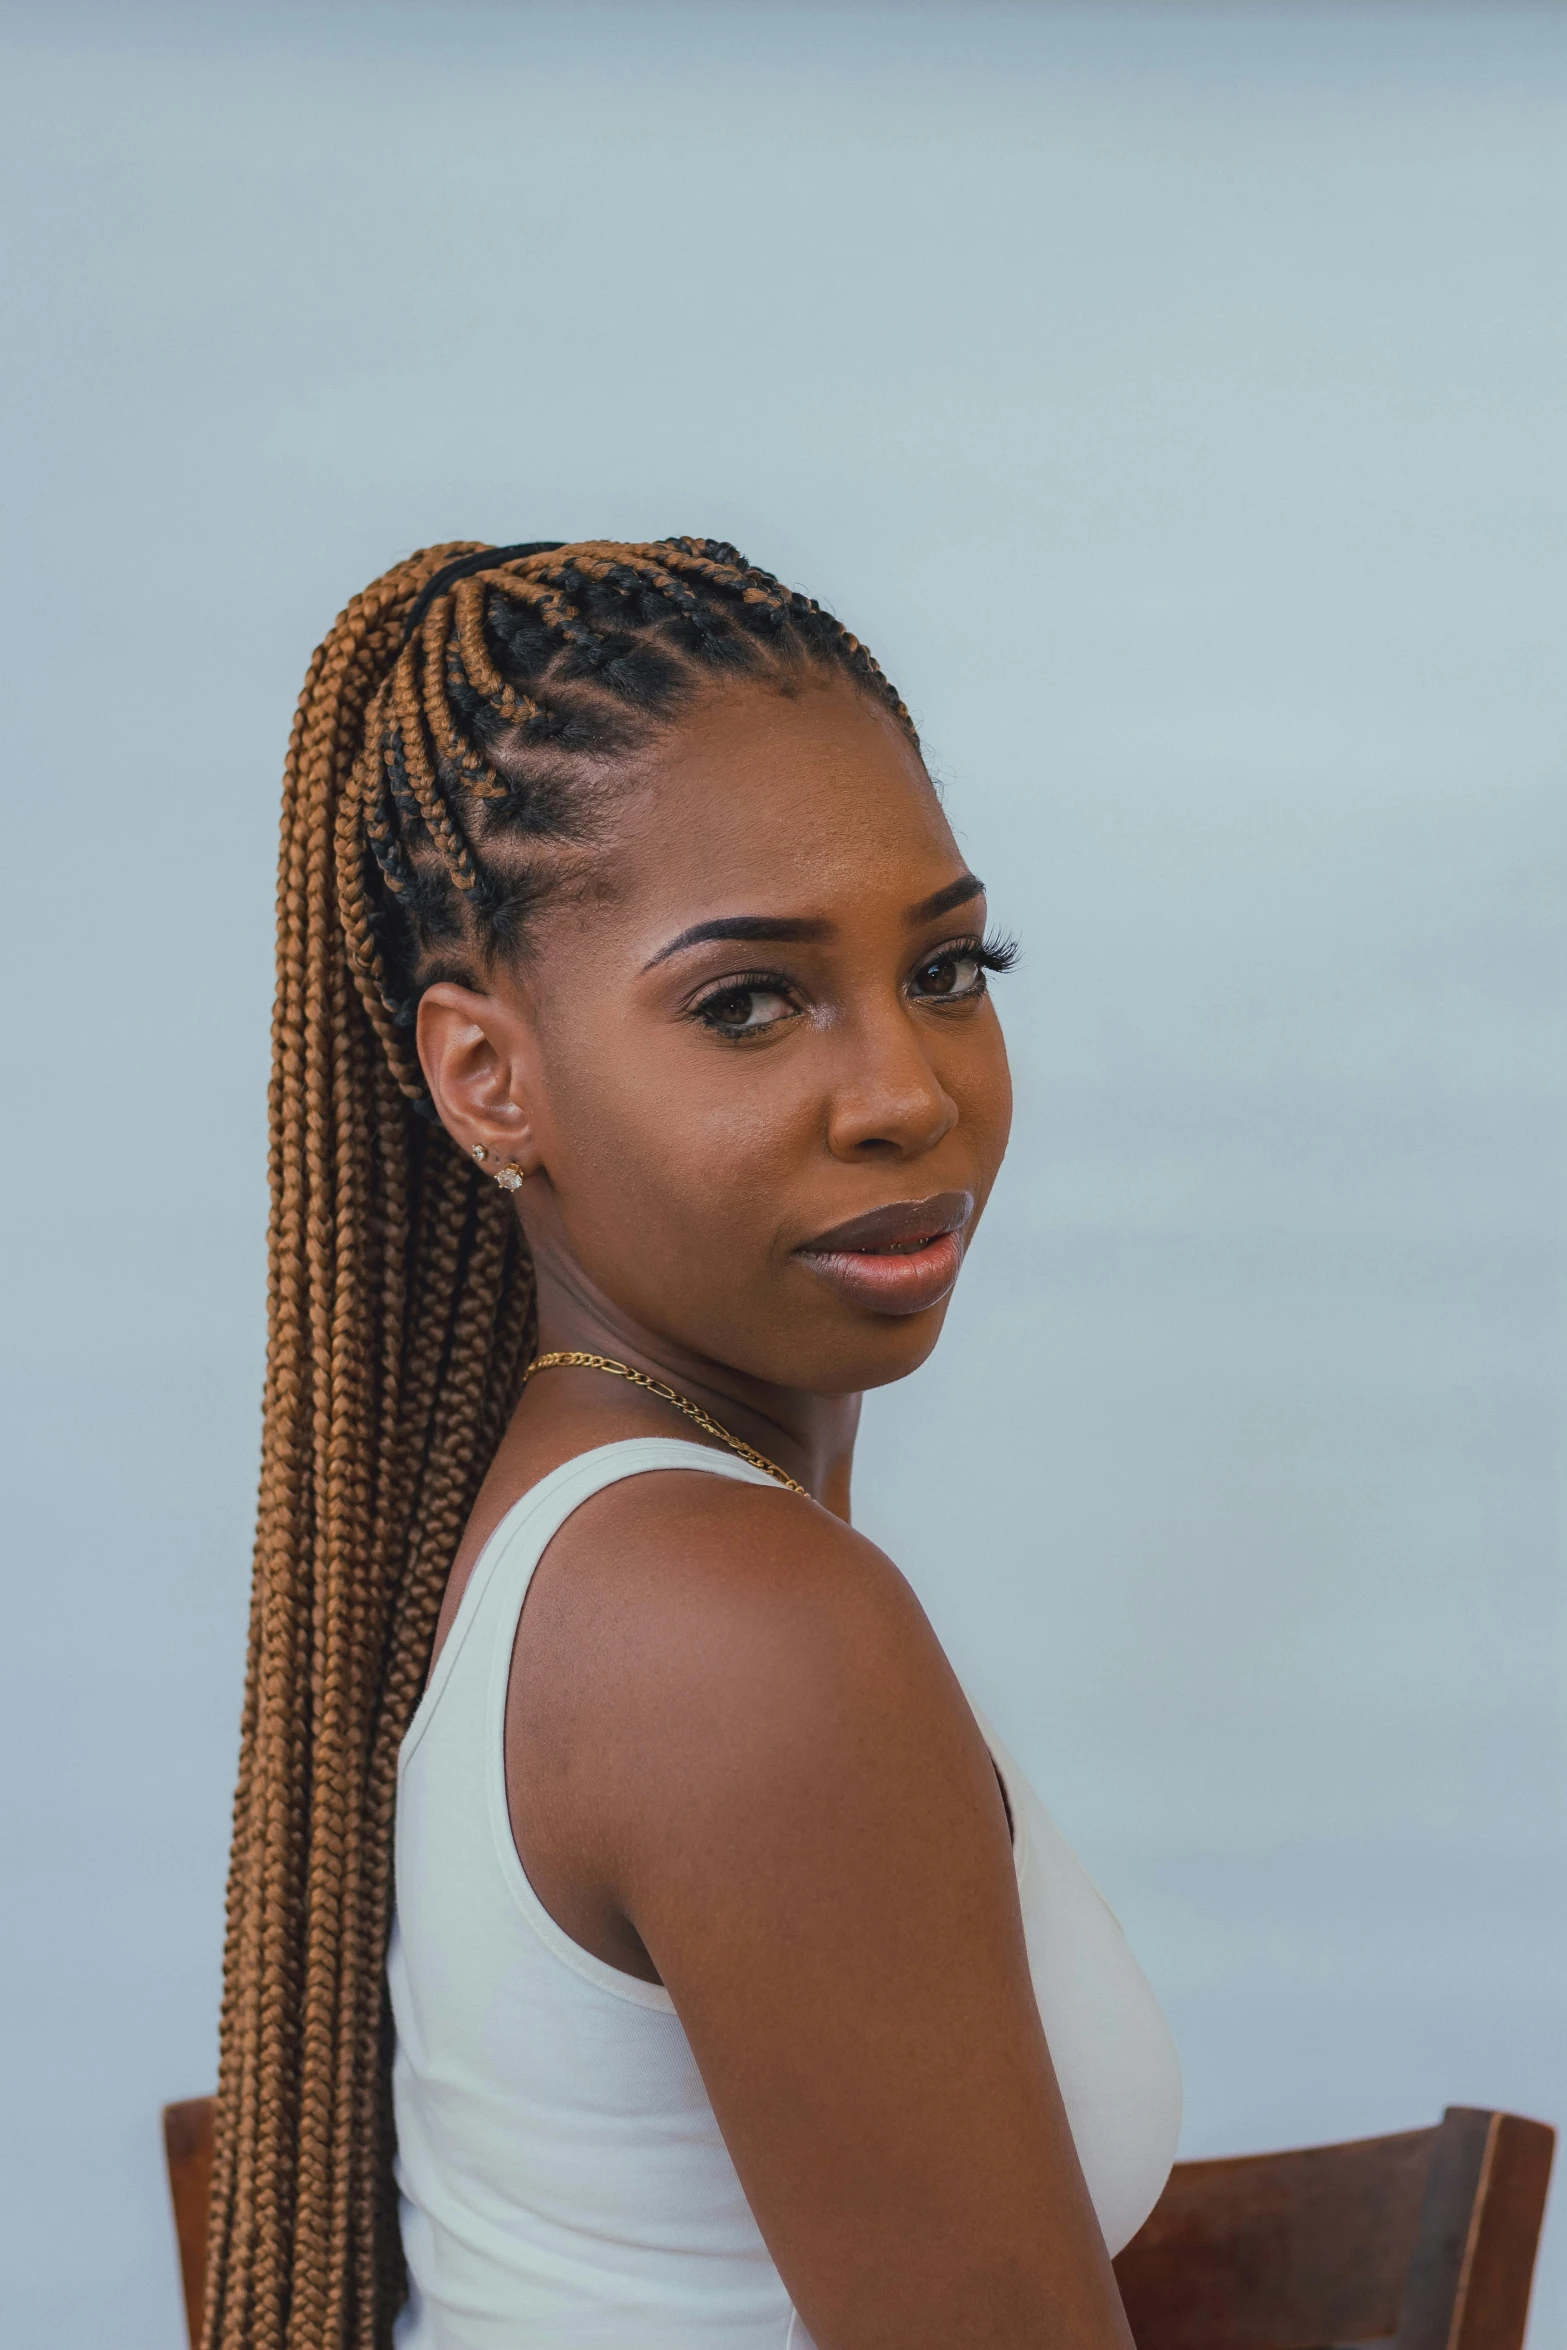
xmin=390 ymin=1440 xmax=1181 ymax=2350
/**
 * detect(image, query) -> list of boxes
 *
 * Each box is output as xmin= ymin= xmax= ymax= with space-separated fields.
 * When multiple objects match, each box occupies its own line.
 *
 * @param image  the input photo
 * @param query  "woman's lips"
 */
xmin=799 ymin=1230 xmax=966 ymax=1316
xmin=794 ymin=1191 xmax=973 ymax=1318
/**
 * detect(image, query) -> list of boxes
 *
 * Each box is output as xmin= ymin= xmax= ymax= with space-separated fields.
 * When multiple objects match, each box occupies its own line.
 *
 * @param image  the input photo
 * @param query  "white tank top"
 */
xmin=389 ymin=1440 xmax=1181 ymax=2350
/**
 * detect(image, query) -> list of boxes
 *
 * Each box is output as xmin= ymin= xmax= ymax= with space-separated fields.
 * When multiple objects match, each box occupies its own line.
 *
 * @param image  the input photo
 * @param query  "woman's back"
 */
xmin=390 ymin=1440 xmax=1181 ymax=2349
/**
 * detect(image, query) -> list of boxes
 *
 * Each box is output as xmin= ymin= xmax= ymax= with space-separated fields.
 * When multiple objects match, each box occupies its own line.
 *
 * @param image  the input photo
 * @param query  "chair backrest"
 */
xmin=1113 ymin=2106 xmax=1555 ymax=2350
xmin=164 ymin=2096 xmax=1553 ymax=2350
xmin=162 ymin=2097 xmax=215 ymax=2350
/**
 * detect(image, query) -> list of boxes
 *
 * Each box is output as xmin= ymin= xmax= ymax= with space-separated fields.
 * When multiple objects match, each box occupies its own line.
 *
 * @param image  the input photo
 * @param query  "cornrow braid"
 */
xmin=208 ymin=537 xmax=918 ymax=2350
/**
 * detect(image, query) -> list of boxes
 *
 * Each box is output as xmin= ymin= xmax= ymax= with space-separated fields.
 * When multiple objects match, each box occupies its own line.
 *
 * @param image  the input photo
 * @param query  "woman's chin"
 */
xmin=757 ymin=1291 xmax=958 ymax=1397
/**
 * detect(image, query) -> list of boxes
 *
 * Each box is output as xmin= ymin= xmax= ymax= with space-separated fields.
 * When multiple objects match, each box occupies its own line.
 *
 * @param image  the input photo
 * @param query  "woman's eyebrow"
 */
xmin=906 ymin=873 xmax=985 ymax=926
xmin=642 ymin=913 xmax=831 ymax=970
xmin=642 ymin=876 xmax=985 ymax=972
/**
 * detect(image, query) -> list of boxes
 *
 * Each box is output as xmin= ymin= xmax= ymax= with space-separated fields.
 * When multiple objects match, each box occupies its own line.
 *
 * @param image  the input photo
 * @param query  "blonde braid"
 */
xmin=205 ymin=544 xmax=536 ymax=2350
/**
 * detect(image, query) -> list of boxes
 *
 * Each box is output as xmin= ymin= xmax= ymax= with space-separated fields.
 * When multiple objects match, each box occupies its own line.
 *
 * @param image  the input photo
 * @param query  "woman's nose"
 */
xmin=824 ymin=1012 xmax=958 ymax=1161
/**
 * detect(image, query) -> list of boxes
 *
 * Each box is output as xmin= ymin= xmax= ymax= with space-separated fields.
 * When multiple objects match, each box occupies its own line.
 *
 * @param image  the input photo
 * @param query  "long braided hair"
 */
xmin=207 ymin=538 xmax=917 ymax=2350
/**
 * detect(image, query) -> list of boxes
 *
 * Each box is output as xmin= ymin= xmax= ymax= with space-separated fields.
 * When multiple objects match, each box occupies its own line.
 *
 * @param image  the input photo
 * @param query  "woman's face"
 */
xmin=424 ymin=673 xmax=1013 ymax=1398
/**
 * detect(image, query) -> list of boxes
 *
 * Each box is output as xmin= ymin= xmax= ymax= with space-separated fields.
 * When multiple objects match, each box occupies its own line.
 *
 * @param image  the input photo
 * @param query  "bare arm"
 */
xmin=508 ymin=1474 xmax=1135 ymax=2350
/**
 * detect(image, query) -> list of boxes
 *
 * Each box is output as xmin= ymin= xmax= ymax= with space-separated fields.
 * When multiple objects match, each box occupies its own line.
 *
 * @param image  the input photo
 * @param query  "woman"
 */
xmin=208 ymin=539 xmax=1181 ymax=2350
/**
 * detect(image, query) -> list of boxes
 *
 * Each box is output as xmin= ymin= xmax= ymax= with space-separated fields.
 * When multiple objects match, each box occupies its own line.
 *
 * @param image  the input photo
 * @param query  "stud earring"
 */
xmin=494 ymin=1162 xmax=525 ymax=1192
xmin=470 ymin=1144 xmax=488 ymax=1163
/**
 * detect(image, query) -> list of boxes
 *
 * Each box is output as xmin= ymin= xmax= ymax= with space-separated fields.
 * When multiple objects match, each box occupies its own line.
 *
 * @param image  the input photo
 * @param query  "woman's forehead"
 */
xmin=609 ymin=676 xmax=955 ymax=896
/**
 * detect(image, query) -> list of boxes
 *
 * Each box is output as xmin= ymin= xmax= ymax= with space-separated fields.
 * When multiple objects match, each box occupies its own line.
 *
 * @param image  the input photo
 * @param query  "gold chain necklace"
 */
xmin=522 ymin=1350 xmax=809 ymax=1497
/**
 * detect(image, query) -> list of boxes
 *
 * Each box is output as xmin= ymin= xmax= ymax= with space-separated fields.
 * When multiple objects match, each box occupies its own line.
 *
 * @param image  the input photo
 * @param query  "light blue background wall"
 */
xmin=1 ymin=3 xmax=1563 ymax=2343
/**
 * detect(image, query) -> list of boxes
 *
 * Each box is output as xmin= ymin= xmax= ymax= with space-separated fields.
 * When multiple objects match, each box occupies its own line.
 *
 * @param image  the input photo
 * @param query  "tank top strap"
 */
xmin=401 ymin=1437 xmax=778 ymax=1772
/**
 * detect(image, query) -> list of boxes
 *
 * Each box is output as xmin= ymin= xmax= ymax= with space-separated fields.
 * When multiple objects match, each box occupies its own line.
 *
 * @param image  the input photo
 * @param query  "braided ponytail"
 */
xmin=208 ymin=539 xmax=915 ymax=2350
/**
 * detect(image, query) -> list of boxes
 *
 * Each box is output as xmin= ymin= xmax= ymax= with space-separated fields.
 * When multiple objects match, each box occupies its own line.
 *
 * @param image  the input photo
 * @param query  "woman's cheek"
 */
xmin=954 ymin=1024 xmax=1013 ymax=1178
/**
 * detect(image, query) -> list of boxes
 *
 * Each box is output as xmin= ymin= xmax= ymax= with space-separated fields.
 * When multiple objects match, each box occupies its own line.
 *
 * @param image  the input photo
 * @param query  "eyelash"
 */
xmin=688 ymin=931 xmax=1020 ymax=1039
xmin=967 ymin=930 xmax=1021 ymax=978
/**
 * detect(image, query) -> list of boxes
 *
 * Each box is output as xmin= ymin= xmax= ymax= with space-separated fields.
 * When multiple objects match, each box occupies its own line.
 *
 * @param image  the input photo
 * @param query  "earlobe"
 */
xmin=467 ymin=1138 xmax=533 ymax=1192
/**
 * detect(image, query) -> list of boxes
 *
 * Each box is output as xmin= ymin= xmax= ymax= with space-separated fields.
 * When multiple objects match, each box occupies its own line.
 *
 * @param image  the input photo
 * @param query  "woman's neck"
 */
xmin=529 ymin=1257 xmax=861 ymax=1519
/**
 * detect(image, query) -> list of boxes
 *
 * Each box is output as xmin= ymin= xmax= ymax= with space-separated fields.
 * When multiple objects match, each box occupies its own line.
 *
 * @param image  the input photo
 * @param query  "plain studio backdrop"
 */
xmin=1 ymin=1 xmax=1563 ymax=2342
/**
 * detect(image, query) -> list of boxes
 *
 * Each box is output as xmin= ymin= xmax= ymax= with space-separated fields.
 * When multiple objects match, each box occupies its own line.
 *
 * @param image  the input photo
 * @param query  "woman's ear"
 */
xmin=416 ymin=981 xmax=542 ymax=1176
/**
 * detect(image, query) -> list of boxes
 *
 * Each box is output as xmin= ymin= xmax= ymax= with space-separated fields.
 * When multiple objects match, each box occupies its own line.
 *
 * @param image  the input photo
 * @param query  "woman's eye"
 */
xmin=694 ymin=983 xmax=797 ymax=1036
xmin=912 ymin=949 xmax=985 ymax=1001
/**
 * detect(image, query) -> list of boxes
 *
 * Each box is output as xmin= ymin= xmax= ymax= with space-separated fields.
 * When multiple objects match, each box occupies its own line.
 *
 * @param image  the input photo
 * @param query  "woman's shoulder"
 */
xmin=530 ymin=1461 xmax=940 ymax=1708
xmin=512 ymin=1459 xmax=989 ymax=1853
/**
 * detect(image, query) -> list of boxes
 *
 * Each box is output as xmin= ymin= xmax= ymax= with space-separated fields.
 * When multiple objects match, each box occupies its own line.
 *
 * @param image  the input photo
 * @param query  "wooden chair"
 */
xmin=163 ymin=2097 xmax=1554 ymax=2350
xmin=1114 ymin=2108 xmax=1554 ymax=2350
xmin=162 ymin=2099 xmax=215 ymax=2350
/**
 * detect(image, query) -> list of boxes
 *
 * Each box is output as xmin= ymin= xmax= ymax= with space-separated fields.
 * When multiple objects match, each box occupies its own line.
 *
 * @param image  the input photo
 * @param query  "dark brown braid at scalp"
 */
xmin=207 ymin=539 xmax=917 ymax=2350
